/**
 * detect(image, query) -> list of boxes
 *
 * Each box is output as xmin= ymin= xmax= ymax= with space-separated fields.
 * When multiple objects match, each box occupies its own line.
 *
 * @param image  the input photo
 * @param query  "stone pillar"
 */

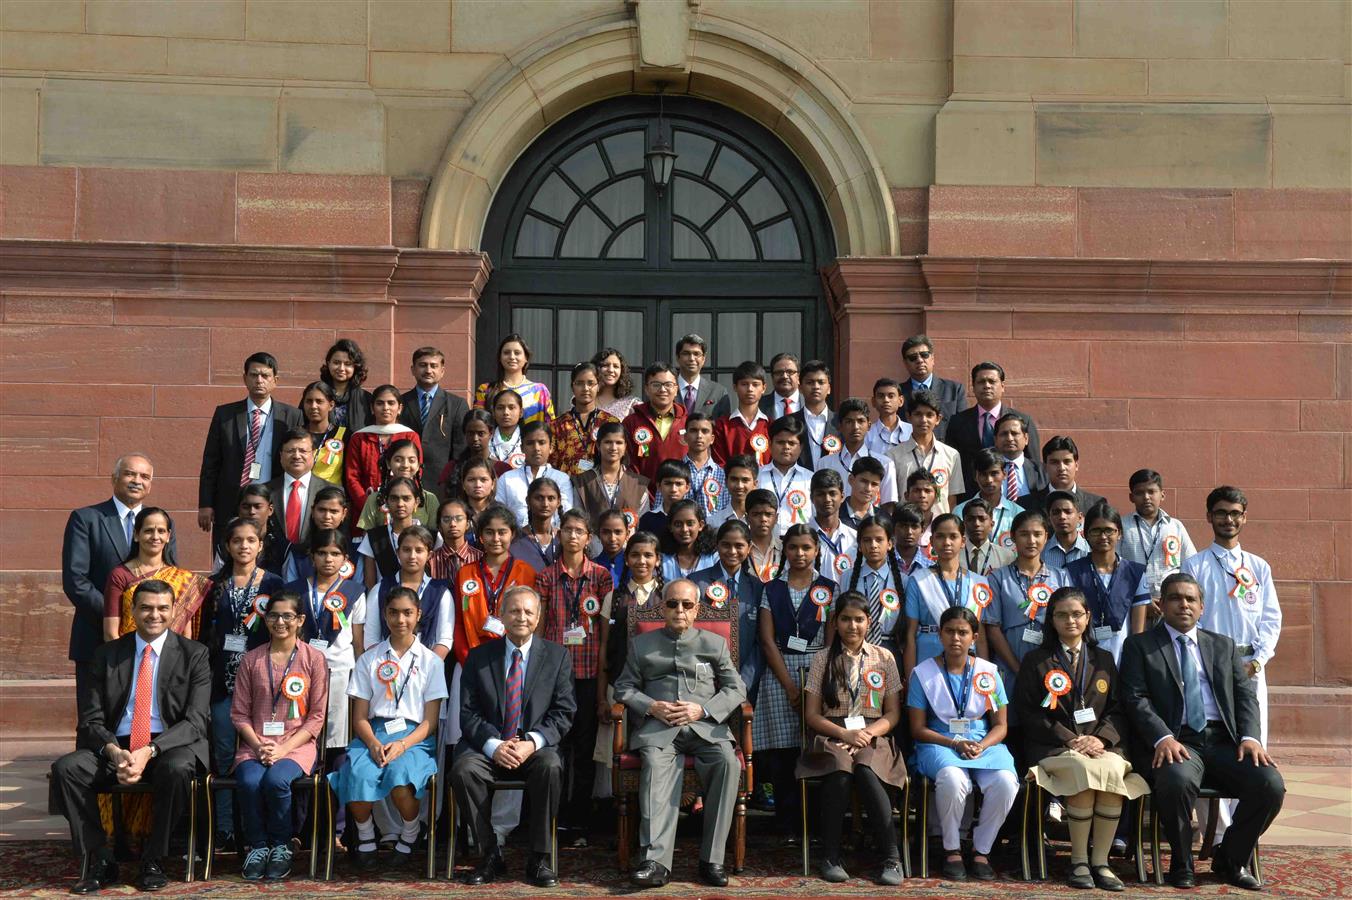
xmin=821 ymin=258 xmax=928 ymax=398
xmin=389 ymin=250 xmax=492 ymax=396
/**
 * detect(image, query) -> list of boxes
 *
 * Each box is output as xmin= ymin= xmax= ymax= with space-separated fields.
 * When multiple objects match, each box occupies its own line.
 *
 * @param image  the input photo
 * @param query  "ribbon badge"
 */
xmin=821 ymin=434 xmax=842 ymax=456
xmin=834 ymin=554 xmax=851 ymax=577
xmin=705 ymin=582 xmax=729 ymax=609
xmin=621 ymin=508 xmax=637 ymax=530
xmin=973 ymin=671 xmax=1000 ymax=712
xmin=879 ymin=588 xmax=900 ymax=613
xmin=997 ymin=530 xmax=1013 ymax=549
xmin=1041 ymin=669 xmax=1072 ymax=711
xmin=634 ymin=427 xmax=653 ymax=458
xmin=786 ymin=488 xmax=809 ymax=524
xmin=338 ymin=559 xmax=355 ymax=580
xmin=245 ymin=594 xmax=271 ymax=630
xmin=703 ymin=479 xmax=722 ymax=512
xmin=970 ymin=583 xmax=993 ymax=611
xmin=461 ymin=579 xmax=481 ymax=611
xmin=922 ymin=542 xmax=937 ymax=561
xmin=375 ymin=659 xmax=400 ymax=700
xmin=810 ymin=585 xmax=832 ymax=622
xmin=324 ymin=592 xmax=350 ymax=629
xmin=319 ymin=437 xmax=343 ymax=466
xmin=281 ymin=672 xmax=309 ymax=719
xmin=931 ymin=467 xmax=949 ymax=488
xmin=749 ymin=434 xmax=769 ymax=456
xmin=507 ymin=451 xmax=526 ymax=469
xmin=1231 ymin=565 xmax=1258 ymax=603
xmin=580 ymin=594 xmax=601 ymax=632
xmin=1024 ymin=582 xmax=1053 ymax=621
xmin=864 ymin=668 xmax=886 ymax=708
xmin=1163 ymin=534 xmax=1182 ymax=568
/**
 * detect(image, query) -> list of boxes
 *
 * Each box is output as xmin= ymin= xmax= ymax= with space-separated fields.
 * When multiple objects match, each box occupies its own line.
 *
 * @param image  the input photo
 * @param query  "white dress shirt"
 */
xmin=495 ymin=464 xmax=575 ymax=528
xmin=482 ymin=636 xmax=547 ymax=758
xmin=282 ymin=471 xmax=312 ymax=528
xmin=350 ymin=638 xmax=448 ymax=723
xmin=771 ymin=391 xmax=802 ymax=419
xmin=817 ymin=442 xmax=900 ymax=505
xmin=758 ymin=464 xmax=815 ymax=531
xmin=1183 ymin=543 xmax=1281 ymax=667
xmin=117 ymin=631 xmax=168 ymax=736
xmin=360 ymin=574 xmax=455 ymax=653
xmin=112 ymin=496 xmax=143 ymax=549
xmin=863 ymin=418 xmax=913 ymax=456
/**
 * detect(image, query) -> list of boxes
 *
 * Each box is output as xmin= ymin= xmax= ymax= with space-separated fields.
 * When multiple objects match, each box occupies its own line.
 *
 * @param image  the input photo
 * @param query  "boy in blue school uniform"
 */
xmin=1041 ymin=490 xmax=1091 ymax=569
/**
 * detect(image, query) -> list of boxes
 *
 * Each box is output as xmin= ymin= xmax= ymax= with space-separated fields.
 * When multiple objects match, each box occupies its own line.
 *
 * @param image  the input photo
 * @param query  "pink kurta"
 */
xmin=230 ymin=641 xmax=329 ymax=773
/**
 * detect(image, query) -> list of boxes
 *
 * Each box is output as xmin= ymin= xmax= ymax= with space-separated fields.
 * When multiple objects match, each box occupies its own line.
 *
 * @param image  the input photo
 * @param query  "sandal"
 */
xmin=1067 ymin=861 xmax=1094 ymax=889
xmin=1092 ymin=864 xmax=1125 ymax=892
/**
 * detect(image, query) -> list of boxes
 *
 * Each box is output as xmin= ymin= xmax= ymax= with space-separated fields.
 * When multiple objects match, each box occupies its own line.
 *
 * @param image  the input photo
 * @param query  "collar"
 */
xmin=678 ymin=375 xmax=701 ymax=393
xmin=732 ymin=408 xmax=768 ymax=427
xmin=980 ymin=403 xmax=1003 ymax=419
xmin=417 ymin=385 xmax=439 ymax=400
xmin=803 ymin=404 xmax=829 ymax=422
xmin=911 ymin=376 xmax=933 ymax=390
xmin=1056 ymin=535 xmax=1091 ymax=553
xmin=1060 ymin=640 xmax=1084 ymax=656
xmin=1005 ymin=453 xmax=1025 ymax=467
xmin=1208 ymin=541 xmax=1241 ymax=561
xmin=684 ymin=453 xmax=715 ymax=471
xmin=777 ymin=390 xmax=802 ymax=408
xmin=864 ymin=560 xmax=889 ymax=578
xmin=284 ymin=471 xmax=312 ymax=489
xmin=650 ymin=405 xmax=676 ymax=422
xmin=248 ymin=397 xmax=273 ymax=416
xmin=720 ymin=564 xmax=741 ymax=582
xmin=505 ymin=635 xmax=533 ymax=660
xmin=380 ymin=638 xmax=422 ymax=664
xmin=112 ymin=497 xmax=141 ymax=521
xmin=809 ymin=518 xmax=850 ymax=538
xmin=134 ymin=630 xmax=170 ymax=657
xmin=1163 ymin=623 xmax=1200 ymax=646
xmin=1133 ymin=510 xmax=1171 ymax=526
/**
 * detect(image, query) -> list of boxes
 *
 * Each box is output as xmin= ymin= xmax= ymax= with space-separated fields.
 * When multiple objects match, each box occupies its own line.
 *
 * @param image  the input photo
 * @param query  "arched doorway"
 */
xmin=478 ymin=95 xmax=836 ymax=397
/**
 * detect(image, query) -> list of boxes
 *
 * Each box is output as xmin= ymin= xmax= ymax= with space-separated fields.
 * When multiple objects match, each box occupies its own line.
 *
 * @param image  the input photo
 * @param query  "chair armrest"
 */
xmin=738 ymin=701 xmax=753 ymax=755
xmin=611 ymin=702 xmax=626 ymax=756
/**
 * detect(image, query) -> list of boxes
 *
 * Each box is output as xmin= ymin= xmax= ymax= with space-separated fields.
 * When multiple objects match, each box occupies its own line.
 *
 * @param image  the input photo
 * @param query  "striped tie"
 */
xmin=419 ymin=391 xmax=431 ymax=424
xmin=240 ymin=407 xmax=262 ymax=486
xmin=502 ymin=648 xmax=523 ymax=740
xmin=1004 ymin=461 xmax=1019 ymax=500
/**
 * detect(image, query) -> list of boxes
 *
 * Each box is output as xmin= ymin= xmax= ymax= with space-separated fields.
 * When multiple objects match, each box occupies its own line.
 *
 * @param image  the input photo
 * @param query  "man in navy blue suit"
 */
xmin=899 ymin=335 xmax=966 ymax=440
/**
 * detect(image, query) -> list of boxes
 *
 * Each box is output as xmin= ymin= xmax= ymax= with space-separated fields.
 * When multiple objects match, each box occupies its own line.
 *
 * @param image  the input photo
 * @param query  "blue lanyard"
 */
xmin=940 ymin=658 xmax=974 ymax=717
xmin=938 ymin=570 xmax=965 ymax=608
xmin=266 ymin=645 xmax=300 ymax=714
xmin=1053 ymin=645 xmax=1092 ymax=709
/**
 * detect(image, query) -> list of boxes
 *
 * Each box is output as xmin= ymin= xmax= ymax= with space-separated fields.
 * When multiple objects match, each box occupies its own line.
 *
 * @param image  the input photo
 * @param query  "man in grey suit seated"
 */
xmin=614 ymin=579 xmax=747 ymax=889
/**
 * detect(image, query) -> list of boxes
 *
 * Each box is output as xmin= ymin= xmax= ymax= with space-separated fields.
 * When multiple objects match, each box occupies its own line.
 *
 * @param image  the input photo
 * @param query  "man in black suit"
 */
xmin=197 ymin=352 xmax=304 ymax=551
xmin=452 ymin=586 xmax=575 ymax=888
xmin=946 ymin=361 xmax=1041 ymax=490
xmin=1020 ymin=435 xmax=1106 ymax=514
xmin=267 ymin=428 xmax=340 ymax=561
xmin=674 ymin=334 xmax=731 ymax=419
xmin=398 ymin=346 xmax=469 ymax=491
xmin=1119 ymin=573 xmax=1284 ymax=891
xmin=790 ymin=359 xmax=840 ymax=469
xmin=899 ymin=334 xmax=966 ymax=440
xmin=50 ymin=580 xmax=211 ymax=893
xmin=63 ymin=454 xmax=168 ymax=699
xmin=759 ymin=352 xmax=803 ymax=420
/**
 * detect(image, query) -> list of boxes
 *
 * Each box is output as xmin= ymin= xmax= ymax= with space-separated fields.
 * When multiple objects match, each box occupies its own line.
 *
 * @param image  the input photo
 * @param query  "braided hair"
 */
xmin=820 ymin=591 xmax=870 ymax=710
xmin=847 ymin=511 xmax=903 ymax=596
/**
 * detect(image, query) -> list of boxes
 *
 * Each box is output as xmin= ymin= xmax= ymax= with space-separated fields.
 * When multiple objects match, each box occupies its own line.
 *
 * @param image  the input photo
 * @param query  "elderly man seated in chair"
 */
xmin=614 ymin=578 xmax=747 ymax=889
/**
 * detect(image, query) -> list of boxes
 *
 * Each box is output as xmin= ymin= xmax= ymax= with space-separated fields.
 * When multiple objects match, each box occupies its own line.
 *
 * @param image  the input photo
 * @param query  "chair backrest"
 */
xmin=628 ymin=596 xmax=741 ymax=669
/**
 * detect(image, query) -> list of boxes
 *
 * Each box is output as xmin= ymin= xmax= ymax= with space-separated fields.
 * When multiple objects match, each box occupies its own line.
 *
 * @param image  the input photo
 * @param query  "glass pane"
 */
xmin=672 ymin=175 xmax=724 ymax=229
xmin=603 ymin=310 xmax=644 ymax=366
xmin=593 ymin=175 xmax=644 ymax=225
xmin=705 ymin=209 xmax=756 ymax=260
xmin=528 ymin=172 xmax=577 ymax=222
xmin=672 ymin=220 xmax=710 ymax=260
xmin=606 ymin=221 xmax=645 ymax=259
xmin=673 ymin=130 xmax=715 ymax=176
xmin=716 ymin=311 xmax=756 ymax=367
xmin=762 ymin=311 xmax=801 ymax=362
xmin=512 ymin=307 xmax=554 ymax=364
xmin=602 ymin=130 xmax=645 ymax=174
xmin=559 ymin=206 xmax=609 ymax=258
xmin=757 ymin=219 xmax=802 ymax=261
xmin=556 ymin=369 xmax=572 ymax=404
xmin=559 ymin=142 xmax=607 ymax=192
xmin=514 ymin=214 xmax=559 ymax=257
xmin=670 ymin=313 xmax=712 ymax=354
xmin=557 ymin=309 xmax=598 ymax=370
xmin=708 ymin=144 xmax=756 ymax=196
xmin=738 ymin=175 xmax=788 ymax=225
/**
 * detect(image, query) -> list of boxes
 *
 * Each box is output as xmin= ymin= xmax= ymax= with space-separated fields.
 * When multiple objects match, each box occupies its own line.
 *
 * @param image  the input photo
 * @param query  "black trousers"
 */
xmin=49 ymin=742 xmax=198 ymax=863
xmin=818 ymin=766 xmax=897 ymax=862
xmin=762 ymin=748 xmax=801 ymax=833
xmin=561 ymin=678 xmax=598 ymax=829
xmin=451 ymin=746 xmax=562 ymax=857
xmin=1151 ymin=724 xmax=1285 ymax=871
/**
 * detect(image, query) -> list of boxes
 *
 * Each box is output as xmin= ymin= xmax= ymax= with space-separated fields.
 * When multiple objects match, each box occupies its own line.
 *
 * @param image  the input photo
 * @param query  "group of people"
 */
xmin=52 ymin=331 xmax=1285 ymax=894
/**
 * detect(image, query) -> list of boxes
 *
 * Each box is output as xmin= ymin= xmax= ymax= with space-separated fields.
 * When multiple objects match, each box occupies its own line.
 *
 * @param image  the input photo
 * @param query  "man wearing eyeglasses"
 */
xmin=615 ymin=580 xmax=746 ymax=889
xmin=899 ymin=335 xmax=966 ymax=441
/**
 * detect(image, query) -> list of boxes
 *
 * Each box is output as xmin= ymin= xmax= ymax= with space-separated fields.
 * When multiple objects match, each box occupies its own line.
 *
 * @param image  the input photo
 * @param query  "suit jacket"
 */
xmin=198 ymin=398 xmax=305 ymax=527
xmin=457 ymin=637 xmax=576 ymax=755
xmin=62 ymin=499 xmax=173 ymax=662
xmin=1020 ymin=485 xmax=1107 ymax=515
xmin=572 ymin=468 xmax=651 ymax=528
xmin=1015 ymin=457 xmax=1049 ymax=497
xmin=789 ymin=407 xmax=842 ymax=470
xmin=78 ymin=631 xmax=212 ymax=770
xmin=946 ymin=404 xmax=1042 ymax=489
xmin=1119 ymin=625 xmax=1260 ymax=756
xmin=266 ymin=473 xmax=340 ymax=556
xmin=1013 ymin=642 xmax=1128 ymax=765
xmin=614 ymin=626 xmax=747 ymax=749
xmin=398 ymin=387 xmax=470 ymax=494
xmin=680 ymin=377 xmax=731 ymax=420
xmin=901 ymin=377 xmax=967 ymax=440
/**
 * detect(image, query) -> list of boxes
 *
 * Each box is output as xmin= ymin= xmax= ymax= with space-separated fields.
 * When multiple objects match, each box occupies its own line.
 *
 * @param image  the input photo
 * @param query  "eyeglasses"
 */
xmin=665 ymin=600 xmax=697 ymax=610
xmin=1086 ymin=527 xmax=1119 ymax=538
xmin=772 ymin=369 xmax=798 ymax=377
xmin=264 ymin=612 xmax=299 ymax=623
xmin=649 ymin=381 xmax=677 ymax=391
xmin=1053 ymin=610 xmax=1087 ymax=621
xmin=1210 ymin=509 xmax=1245 ymax=520
xmin=905 ymin=350 xmax=933 ymax=362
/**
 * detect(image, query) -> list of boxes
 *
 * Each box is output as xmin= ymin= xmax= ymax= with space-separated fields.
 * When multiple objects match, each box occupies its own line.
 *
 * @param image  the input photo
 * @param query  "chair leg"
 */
xmin=1134 ymin=796 xmax=1147 ymax=884
xmin=550 ymin=811 xmax=558 ymax=874
xmin=1251 ymin=843 xmax=1261 ymax=883
xmin=899 ymin=779 xmax=911 ymax=879
xmin=918 ymin=777 xmax=929 ymax=879
xmin=1151 ymin=798 xmax=1164 ymax=886
xmin=308 ymin=777 xmax=320 ymax=879
xmin=732 ymin=789 xmax=747 ymax=874
xmin=1198 ymin=796 xmax=1219 ymax=861
xmin=616 ymin=791 xmax=630 ymax=872
xmin=186 ymin=779 xmax=198 ymax=883
xmin=800 ymin=779 xmax=809 ymax=877
xmin=1020 ymin=780 xmax=1032 ymax=881
xmin=202 ymin=776 xmax=215 ymax=883
xmin=324 ymin=784 xmax=336 ymax=882
xmin=425 ymin=774 xmax=437 ymax=881
xmin=445 ymin=786 xmax=457 ymax=880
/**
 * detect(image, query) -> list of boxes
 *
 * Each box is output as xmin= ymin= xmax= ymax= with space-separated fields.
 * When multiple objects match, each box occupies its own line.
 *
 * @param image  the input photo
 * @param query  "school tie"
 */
xmin=124 ymin=510 xmax=136 ymax=548
xmin=129 ymin=645 xmax=155 ymax=752
xmin=981 ymin=411 xmax=994 ymax=447
xmin=1177 ymin=635 xmax=1206 ymax=732
xmin=1004 ymin=461 xmax=1019 ymax=500
xmin=866 ymin=571 xmax=882 ymax=600
xmin=240 ymin=407 xmax=262 ymax=486
xmin=683 ymin=385 xmax=696 ymax=413
xmin=502 ymin=648 xmax=524 ymax=740
xmin=286 ymin=479 xmax=303 ymax=544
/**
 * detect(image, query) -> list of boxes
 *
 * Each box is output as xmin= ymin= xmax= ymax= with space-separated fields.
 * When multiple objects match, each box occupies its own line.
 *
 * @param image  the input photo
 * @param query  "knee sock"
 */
xmin=396 ymin=815 xmax=420 ymax=851
xmin=355 ymin=816 xmax=377 ymax=852
xmin=1066 ymin=804 xmax=1094 ymax=865
xmin=1091 ymin=799 xmax=1123 ymax=867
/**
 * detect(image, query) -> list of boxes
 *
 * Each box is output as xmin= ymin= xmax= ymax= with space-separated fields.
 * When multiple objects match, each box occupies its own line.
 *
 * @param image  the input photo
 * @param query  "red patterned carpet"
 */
xmin=0 ymin=838 xmax=1347 ymax=898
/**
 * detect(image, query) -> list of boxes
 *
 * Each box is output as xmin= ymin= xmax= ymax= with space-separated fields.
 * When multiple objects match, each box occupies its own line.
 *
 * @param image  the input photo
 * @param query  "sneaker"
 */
xmin=241 ymin=847 xmax=270 ymax=881
xmin=265 ymin=844 xmax=292 ymax=880
xmin=879 ymin=858 xmax=903 ymax=886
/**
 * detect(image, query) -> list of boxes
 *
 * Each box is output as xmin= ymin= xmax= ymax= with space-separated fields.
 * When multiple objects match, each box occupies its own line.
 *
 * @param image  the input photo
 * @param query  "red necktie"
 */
xmin=240 ymin=407 xmax=262 ymax=486
xmin=502 ymin=648 xmax=523 ymax=739
xmin=286 ymin=479 xmax=302 ymax=543
xmin=1004 ymin=461 xmax=1019 ymax=500
xmin=783 ymin=396 xmax=795 ymax=416
xmin=130 ymin=645 xmax=155 ymax=751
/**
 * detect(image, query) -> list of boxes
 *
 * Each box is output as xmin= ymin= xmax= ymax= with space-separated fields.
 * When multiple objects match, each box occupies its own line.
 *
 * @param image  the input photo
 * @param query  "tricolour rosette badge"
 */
xmin=864 ymin=668 xmax=886 ymax=708
xmin=1024 ymin=582 xmax=1052 ymax=621
xmin=810 ymin=585 xmax=832 ymax=622
xmin=375 ymin=659 xmax=400 ymax=700
xmin=281 ymin=672 xmax=310 ymax=719
xmin=324 ymin=593 xmax=349 ymax=629
xmin=1041 ymin=669 xmax=1071 ymax=711
xmin=705 ymin=582 xmax=729 ymax=609
xmin=973 ymin=670 xmax=1000 ymax=712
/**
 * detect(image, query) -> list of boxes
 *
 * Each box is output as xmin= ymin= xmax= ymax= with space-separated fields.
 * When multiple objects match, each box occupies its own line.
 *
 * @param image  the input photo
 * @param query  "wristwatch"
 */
xmin=1250 ymin=659 xmax=1263 ymax=674
xmin=149 ymin=742 xmax=160 ymax=758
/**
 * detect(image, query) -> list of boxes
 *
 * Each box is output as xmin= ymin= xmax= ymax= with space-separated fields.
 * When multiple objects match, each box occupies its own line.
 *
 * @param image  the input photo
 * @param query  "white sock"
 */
xmin=396 ymin=816 xmax=420 ymax=851
xmin=355 ymin=817 xmax=377 ymax=851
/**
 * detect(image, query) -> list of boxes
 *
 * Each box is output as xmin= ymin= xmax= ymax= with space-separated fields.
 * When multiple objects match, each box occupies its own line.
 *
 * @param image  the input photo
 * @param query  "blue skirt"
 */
xmin=914 ymin=740 xmax=1016 ymax=780
xmin=327 ymin=717 xmax=438 ymax=805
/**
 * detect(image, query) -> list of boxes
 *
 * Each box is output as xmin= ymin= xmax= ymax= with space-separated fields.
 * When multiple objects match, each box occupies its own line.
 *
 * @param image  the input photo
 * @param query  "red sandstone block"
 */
xmin=0 ymin=415 xmax=100 ymax=476
xmin=292 ymin=299 xmax=393 ymax=331
xmin=1237 ymin=519 xmax=1334 ymax=581
xmin=1266 ymin=581 xmax=1313 ymax=686
xmin=1183 ymin=312 xmax=1300 ymax=342
xmin=925 ymin=308 xmax=1011 ymax=338
xmin=928 ymin=186 xmax=1077 ymax=258
xmin=1173 ymin=488 xmax=1310 ymax=522
xmin=929 ymin=337 xmax=969 ymax=384
xmin=1314 ymin=581 xmax=1352 ymax=683
xmin=1078 ymin=188 xmax=1234 ymax=260
xmin=0 ymin=165 xmax=76 ymax=239
xmin=1322 ymin=490 xmax=1352 ymax=520
xmin=392 ymin=178 xmax=427 ymax=248
xmin=1339 ymin=344 xmax=1352 ymax=400
xmin=1301 ymin=400 xmax=1352 ymax=433
xmin=2 ymin=293 xmax=113 ymax=325
xmin=152 ymin=384 xmax=247 ymax=418
xmin=0 ymin=473 xmax=197 ymax=512
xmin=1218 ymin=431 xmax=1343 ymax=489
xmin=76 ymin=168 xmax=236 ymax=244
xmin=965 ymin=338 xmax=1088 ymax=397
xmin=1071 ymin=429 xmax=1216 ymax=489
xmin=1015 ymin=398 xmax=1131 ymax=432
xmin=1335 ymin=522 xmax=1352 ymax=581
xmin=1010 ymin=310 xmax=1184 ymax=342
xmin=1129 ymin=399 xmax=1301 ymax=432
xmin=892 ymin=187 xmax=928 ymax=256
xmin=98 ymin=416 xmax=211 ymax=479
xmin=113 ymin=296 xmax=293 ymax=328
xmin=1234 ymin=189 xmax=1352 ymax=261
xmin=0 ymin=382 xmax=154 ymax=418
xmin=208 ymin=327 xmax=338 ymax=387
xmin=1299 ymin=312 xmax=1352 ymax=343
xmin=0 ymin=509 xmax=69 ymax=569
xmin=0 ymin=324 xmax=210 ymax=384
xmin=1091 ymin=342 xmax=1336 ymax=400
xmin=0 ymin=573 xmax=72 ymax=678
xmin=341 ymin=330 xmax=395 ymax=384
xmin=237 ymin=173 xmax=391 ymax=247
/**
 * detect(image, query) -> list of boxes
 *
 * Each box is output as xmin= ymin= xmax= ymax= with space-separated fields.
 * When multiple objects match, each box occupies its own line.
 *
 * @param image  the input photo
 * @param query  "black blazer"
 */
xmin=680 ymin=377 xmax=731 ymax=419
xmin=1119 ymin=625 xmax=1260 ymax=756
xmin=78 ymin=631 xmax=212 ymax=770
xmin=788 ymin=407 xmax=841 ymax=470
xmin=1014 ymin=642 xmax=1128 ymax=765
xmin=901 ymin=377 xmax=967 ymax=440
xmin=1020 ymin=485 xmax=1107 ymax=515
xmin=62 ymin=499 xmax=179 ymax=662
xmin=456 ymin=638 xmax=576 ymax=756
xmin=198 ymin=398 xmax=305 ymax=532
xmin=398 ymin=387 xmax=469 ymax=495
xmin=946 ymin=404 xmax=1042 ymax=489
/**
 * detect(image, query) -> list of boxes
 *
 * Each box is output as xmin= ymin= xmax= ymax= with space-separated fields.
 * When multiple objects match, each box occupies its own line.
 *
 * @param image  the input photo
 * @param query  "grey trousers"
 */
xmin=637 ymin=729 xmax=738 ymax=869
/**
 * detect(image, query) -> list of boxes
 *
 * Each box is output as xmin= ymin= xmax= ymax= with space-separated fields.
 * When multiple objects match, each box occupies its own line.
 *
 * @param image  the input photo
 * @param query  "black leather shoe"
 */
xmin=72 ymin=851 xmax=119 ymax=894
xmin=527 ymin=854 xmax=559 ymax=888
xmin=1213 ymin=851 xmax=1262 ymax=891
xmin=136 ymin=860 xmax=168 ymax=892
xmin=465 ymin=850 xmax=506 ymax=886
xmin=630 ymin=860 xmax=670 ymax=888
xmin=699 ymin=860 xmax=728 ymax=886
xmin=1167 ymin=866 xmax=1196 ymax=889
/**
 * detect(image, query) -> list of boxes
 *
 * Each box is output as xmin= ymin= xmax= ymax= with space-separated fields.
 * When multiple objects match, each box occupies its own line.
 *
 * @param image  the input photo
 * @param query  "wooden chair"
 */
xmin=443 ymin=775 xmax=558 ymax=880
xmin=609 ymin=599 xmax=753 ymax=873
xmin=74 ymin=776 xmax=205 ymax=884
xmin=1135 ymin=788 xmax=1260 ymax=885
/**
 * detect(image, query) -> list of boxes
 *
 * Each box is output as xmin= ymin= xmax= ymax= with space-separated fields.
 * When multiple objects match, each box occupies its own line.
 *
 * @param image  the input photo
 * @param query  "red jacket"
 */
xmin=342 ymin=426 xmax=422 ymax=531
xmin=713 ymin=411 xmax=772 ymax=467
xmin=622 ymin=403 xmax=688 ymax=492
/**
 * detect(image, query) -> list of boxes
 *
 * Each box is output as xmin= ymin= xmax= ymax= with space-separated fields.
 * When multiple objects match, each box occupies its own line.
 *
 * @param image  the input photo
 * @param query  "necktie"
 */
xmin=683 ymin=385 xmax=696 ymax=413
xmin=419 ymin=390 xmax=431 ymax=423
xmin=130 ymin=645 xmax=155 ymax=751
xmin=981 ymin=411 xmax=994 ymax=447
xmin=124 ymin=510 xmax=136 ymax=548
xmin=286 ymin=479 xmax=303 ymax=544
xmin=783 ymin=396 xmax=795 ymax=416
xmin=1004 ymin=461 xmax=1019 ymax=500
xmin=866 ymin=571 xmax=882 ymax=600
xmin=502 ymin=648 xmax=523 ymax=740
xmin=241 ymin=407 xmax=263 ymax=486
xmin=1178 ymin=635 xmax=1206 ymax=732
